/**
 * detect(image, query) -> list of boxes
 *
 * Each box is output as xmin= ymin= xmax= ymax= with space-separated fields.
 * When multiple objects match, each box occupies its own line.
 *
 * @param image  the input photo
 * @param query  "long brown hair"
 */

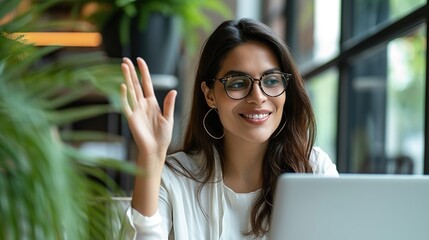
xmin=167 ymin=18 xmax=316 ymax=237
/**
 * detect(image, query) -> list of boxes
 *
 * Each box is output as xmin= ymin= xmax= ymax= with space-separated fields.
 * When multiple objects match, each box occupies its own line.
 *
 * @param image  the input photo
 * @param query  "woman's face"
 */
xmin=202 ymin=41 xmax=286 ymax=144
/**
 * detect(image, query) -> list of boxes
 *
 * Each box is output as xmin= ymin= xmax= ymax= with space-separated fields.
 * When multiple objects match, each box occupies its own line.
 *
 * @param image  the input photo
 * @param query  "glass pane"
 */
xmin=287 ymin=0 xmax=340 ymax=68
xmin=344 ymin=0 xmax=425 ymax=41
xmin=390 ymin=0 xmax=425 ymax=23
xmin=312 ymin=0 xmax=341 ymax=66
xmin=306 ymin=68 xmax=339 ymax=163
xmin=346 ymin=45 xmax=389 ymax=173
xmin=385 ymin=26 xmax=426 ymax=174
xmin=344 ymin=25 xmax=426 ymax=174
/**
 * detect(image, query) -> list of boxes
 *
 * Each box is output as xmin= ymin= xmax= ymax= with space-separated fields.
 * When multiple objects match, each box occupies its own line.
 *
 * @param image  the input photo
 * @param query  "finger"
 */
xmin=120 ymin=83 xmax=133 ymax=117
xmin=136 ymin=57 xmax=155 ymax=98
xmin=163 ymin=90 xmax=177 ymax=124
xmin=123 ymin=57 xmax=144 ymax=100
xmin=121 ymin=63 xmax=137 ymax=107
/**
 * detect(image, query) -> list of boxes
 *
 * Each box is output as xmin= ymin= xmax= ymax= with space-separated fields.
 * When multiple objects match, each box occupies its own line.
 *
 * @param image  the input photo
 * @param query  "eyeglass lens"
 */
xmin=224 ymin=73 xmax=287 ymax=99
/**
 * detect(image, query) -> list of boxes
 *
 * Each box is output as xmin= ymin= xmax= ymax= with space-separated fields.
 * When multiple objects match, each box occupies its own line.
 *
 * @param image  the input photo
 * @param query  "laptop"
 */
xmin=269 ymin=174 xmax=429 ymax=240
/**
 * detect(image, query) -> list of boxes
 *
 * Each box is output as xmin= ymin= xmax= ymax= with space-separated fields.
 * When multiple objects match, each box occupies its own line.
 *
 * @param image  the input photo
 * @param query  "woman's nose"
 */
xmin=246 ymin=81 xmax=267 ymax=104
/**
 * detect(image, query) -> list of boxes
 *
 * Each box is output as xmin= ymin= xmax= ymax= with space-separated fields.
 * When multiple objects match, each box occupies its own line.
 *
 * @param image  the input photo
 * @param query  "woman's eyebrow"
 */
xmin=262 ymin=68 xmax=282 ymax=74
xmin=222 ymin=70 xmax=247 ymax=76
xmin=222 ymin=68 xmax=281 ymax=77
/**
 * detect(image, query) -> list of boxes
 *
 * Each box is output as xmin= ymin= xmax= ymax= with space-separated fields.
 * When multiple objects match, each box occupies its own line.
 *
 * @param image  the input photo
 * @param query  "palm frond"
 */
xmin=0 ymin=1 xmax=133 ymax=239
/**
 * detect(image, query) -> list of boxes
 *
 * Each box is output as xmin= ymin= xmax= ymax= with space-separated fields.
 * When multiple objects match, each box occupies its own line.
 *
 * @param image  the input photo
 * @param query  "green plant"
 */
xmin=1 ymin=1 xmax=136 ymax=239
xmin=70 ymin=0 xmax=232 ymax=52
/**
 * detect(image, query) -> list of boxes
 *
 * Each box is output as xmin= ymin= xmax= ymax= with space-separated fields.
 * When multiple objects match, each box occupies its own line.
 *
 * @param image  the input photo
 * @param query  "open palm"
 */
xmin=120 ymin=57 xmax=176 ymax=162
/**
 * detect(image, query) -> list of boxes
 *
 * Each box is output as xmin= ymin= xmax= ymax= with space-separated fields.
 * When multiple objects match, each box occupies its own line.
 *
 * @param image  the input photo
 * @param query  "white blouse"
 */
xmin=121 ymin=147 xmax=339 ymax=240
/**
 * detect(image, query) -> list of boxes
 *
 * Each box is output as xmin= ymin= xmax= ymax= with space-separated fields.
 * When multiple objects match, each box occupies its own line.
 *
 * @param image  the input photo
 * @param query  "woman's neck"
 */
xmin=222 ymin=136 xmax=267 ymax=193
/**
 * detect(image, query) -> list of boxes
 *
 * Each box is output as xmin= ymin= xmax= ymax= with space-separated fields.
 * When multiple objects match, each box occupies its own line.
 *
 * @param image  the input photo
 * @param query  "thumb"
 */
xmin=163 ymin=90 xmax=177 ymax=123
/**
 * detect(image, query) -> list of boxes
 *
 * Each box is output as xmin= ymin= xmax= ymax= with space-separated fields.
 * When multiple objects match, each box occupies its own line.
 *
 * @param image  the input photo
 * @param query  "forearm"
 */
xmin=131 ymin=153 xmax=165 ymax=217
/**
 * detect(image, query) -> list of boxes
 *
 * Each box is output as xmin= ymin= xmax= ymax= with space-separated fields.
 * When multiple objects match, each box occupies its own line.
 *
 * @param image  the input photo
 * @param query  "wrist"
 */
xmin=135 ymin=153 xmax=165 ymax=176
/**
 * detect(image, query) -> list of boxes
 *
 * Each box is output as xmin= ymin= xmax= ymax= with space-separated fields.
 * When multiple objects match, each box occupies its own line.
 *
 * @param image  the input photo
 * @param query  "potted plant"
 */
xmin=1 ymin=1 xmax=136 ymax=238
xmin=69 ymin=0 xmax=232 ymax=74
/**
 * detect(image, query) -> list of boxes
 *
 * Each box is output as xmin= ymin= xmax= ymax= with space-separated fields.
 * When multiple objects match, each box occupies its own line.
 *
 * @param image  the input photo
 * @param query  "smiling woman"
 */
xmin=201 ymin=41 xmax=287 ymax=144
xmin=118 ymin=18 xmax=338 ymax=239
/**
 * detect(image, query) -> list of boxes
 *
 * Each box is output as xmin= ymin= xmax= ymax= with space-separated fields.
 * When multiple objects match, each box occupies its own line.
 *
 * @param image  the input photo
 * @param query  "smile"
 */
xmin=242 ymin=113 xmax=270 ymax=119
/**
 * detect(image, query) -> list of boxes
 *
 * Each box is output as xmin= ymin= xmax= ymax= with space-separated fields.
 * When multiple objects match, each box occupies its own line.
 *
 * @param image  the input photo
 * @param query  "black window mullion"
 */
xmin=336 ymin=0 xmax=352 ymax=173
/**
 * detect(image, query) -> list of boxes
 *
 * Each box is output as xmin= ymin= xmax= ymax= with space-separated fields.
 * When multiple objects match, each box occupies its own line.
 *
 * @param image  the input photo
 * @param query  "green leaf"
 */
xmin=38 ymin=88 xmax=93 ymax=110
xmin=0 ymin=1 xmax=144 ymax=238
xmin=61 ymin=130 xmax=124 ymax=142
xmin=47 ymin=104 xmax=114 ymax=126
xmin=2 ymin=45 xmax=59 ymax=82
xmin=0 ymin=0 xmax=20 ymax=20
xmin=119 ymin=14 xmax=131 ymax=45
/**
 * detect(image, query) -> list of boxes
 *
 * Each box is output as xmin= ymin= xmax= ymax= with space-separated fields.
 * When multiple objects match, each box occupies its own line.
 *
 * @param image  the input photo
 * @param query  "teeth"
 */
xmin=244 ymin=113 xmax=269 ymax=119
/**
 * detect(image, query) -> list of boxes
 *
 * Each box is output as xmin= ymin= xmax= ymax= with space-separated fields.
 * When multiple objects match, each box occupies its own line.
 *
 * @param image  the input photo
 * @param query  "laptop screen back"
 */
xmin=269 ymin=174 xmax=429 ymax=240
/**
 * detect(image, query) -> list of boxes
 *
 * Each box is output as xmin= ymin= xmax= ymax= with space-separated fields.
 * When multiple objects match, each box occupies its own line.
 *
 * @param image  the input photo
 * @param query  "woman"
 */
xmin=121 ymin=18 xmax=338 ymax=239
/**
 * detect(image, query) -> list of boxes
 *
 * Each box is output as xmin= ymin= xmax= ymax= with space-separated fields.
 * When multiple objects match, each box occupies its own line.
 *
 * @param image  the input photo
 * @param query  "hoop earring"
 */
xmin=203 ymin=107 xmax=224 ymax=140
xmin=272 ymin=113 xmax=287 ymax=139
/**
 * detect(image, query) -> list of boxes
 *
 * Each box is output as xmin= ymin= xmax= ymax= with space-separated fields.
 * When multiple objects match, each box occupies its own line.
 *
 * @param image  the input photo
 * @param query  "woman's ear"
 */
xmin=201 ymin=82 xmax=216 ymax=107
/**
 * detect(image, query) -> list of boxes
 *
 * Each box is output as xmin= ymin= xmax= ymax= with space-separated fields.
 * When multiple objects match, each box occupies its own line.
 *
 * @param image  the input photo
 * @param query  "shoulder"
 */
xmin=165 ymin=151 xmax=201 ymax=172
xmin=161 ymin=151 xmax=203 ymax=182
xmin=309 ymin=147 xmax=339 ymax=176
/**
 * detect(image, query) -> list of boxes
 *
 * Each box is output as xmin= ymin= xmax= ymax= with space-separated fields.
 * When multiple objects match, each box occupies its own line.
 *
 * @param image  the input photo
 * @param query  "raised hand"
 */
xmin=120 ymin=57 xmax=177 ymax=165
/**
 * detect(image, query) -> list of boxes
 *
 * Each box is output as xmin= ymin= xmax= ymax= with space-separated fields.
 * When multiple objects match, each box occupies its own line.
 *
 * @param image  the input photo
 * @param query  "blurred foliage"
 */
xmin=66 ymin=0 xmax=232 ymax=52
xmin=0 ymin=0 xmax=137 ymax=239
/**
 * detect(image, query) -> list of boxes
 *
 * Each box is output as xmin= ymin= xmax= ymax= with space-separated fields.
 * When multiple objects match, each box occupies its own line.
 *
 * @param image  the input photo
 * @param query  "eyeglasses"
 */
xmin=212 ymin=71 xmax=291 ymax=100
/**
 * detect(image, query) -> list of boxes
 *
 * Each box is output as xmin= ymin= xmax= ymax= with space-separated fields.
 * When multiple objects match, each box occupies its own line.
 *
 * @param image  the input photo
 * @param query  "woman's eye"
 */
xmin=263 ymin=78 xmax=280 ymax=87
xmin=227 ymin=79 xmax=249 ymax=90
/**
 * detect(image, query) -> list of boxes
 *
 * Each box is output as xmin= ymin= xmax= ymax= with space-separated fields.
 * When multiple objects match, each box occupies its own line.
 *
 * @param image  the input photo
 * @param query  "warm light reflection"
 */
xmin=17 ymin=32 xmax=102 ymax=47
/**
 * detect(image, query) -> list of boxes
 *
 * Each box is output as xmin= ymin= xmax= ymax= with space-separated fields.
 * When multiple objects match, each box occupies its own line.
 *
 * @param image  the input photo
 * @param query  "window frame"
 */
xmin=286 ymin=2 xmax=428 ymax=174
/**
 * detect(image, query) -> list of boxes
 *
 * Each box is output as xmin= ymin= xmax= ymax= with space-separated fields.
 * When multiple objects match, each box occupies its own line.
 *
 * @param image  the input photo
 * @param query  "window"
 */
xmin=306 ymin=68 xmax=339 ymax=163
xmin=286 ymin=0 xmax=428 ymax=174
xmin=343 ymin=0 xmax=425 ymax=41
xmin=386 ymin=26 xmax=426 ymax=174
xmin=286 ymin=0 xmax=341 ymax=70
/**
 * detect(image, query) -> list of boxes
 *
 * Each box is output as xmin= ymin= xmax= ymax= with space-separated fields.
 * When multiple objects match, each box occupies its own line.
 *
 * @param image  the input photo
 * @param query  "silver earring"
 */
xmin=203 ymin=107 xmax=224 ymax=140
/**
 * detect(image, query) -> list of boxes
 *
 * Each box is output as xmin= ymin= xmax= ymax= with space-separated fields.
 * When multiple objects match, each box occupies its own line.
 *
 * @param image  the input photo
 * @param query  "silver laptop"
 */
xmin=270 ymin=174 xmax=429 ymax=240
